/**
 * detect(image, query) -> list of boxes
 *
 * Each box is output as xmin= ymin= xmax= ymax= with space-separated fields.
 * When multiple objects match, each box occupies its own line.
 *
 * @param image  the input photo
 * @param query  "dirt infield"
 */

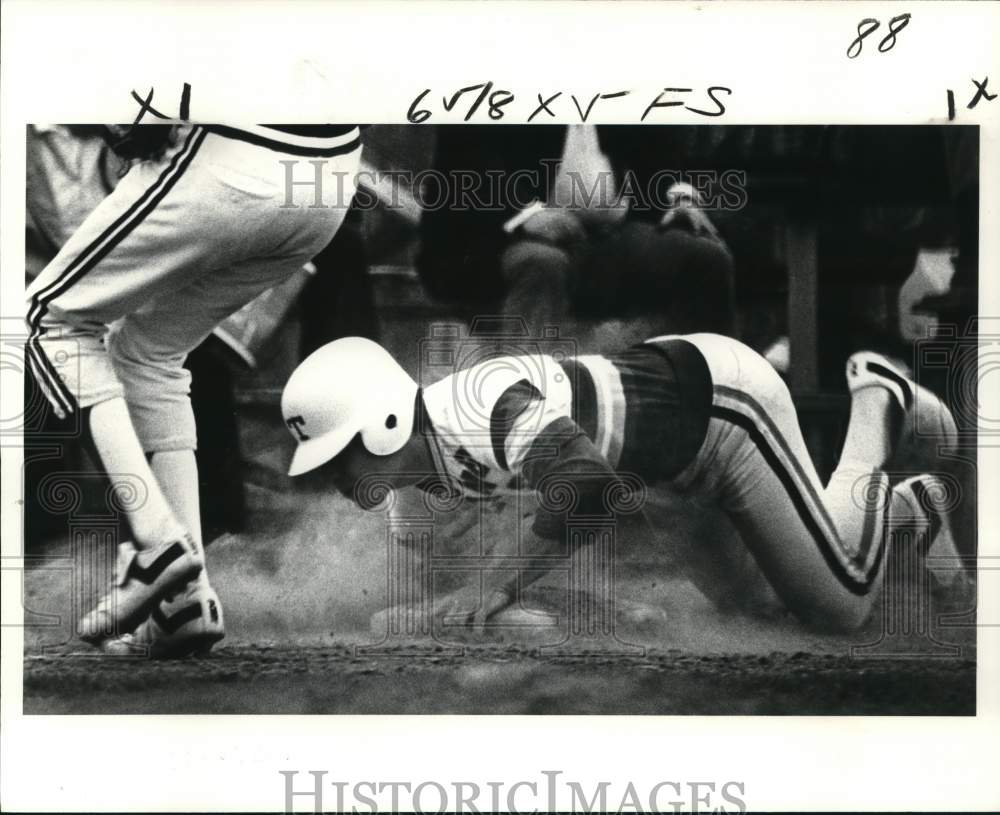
xmin=21 ymin=485 xmax=977 ymax=715
xmin=23 ymin=645 xmax=974 ymax=716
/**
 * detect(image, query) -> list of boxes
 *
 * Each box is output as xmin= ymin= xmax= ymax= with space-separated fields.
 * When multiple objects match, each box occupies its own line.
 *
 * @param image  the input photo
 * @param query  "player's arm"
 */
xmin=521 ymin=416 xmax=623 ymax=538
xmin=470 ymin=390 xmax=627 ymax=628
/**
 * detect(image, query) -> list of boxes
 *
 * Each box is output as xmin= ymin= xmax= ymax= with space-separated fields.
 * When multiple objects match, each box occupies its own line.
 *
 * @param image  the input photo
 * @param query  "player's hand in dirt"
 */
xmin=436 ymin=584 xmax=516 ymax=634
xmin=469 ymin=588 xmax=517 ymax=634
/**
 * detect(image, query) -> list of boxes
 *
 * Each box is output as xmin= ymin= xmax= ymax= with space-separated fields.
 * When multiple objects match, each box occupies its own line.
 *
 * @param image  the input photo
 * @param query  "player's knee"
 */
xmin=107 ymin=325 xmax=188 ymax=381
xmin=730 ymin=340 xmax=794 ymax=415
xmin=131 ymin=399 xmax=198 ymax=454
xmin=106 ymin=327 xmax=196 ymax=451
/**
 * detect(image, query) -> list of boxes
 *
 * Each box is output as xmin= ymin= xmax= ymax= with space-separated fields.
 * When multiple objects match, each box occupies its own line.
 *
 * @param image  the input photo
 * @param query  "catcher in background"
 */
xmin=281 ymin=332 xmax=961 ymax=632
xmin=26 ymin=123 xmax=362 ymax=654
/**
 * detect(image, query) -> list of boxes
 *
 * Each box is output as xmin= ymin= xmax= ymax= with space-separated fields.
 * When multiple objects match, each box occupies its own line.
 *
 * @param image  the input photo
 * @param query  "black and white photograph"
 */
xmin=18 ymin=122 xmax=981 ymax=717
xmin=2 ymin=2 xmax=998 ymax=813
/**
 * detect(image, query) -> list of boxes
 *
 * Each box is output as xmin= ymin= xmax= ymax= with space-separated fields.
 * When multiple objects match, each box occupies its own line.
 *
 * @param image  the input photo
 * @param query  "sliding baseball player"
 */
xmin=281 ymin=332 xmax=959 ymax=631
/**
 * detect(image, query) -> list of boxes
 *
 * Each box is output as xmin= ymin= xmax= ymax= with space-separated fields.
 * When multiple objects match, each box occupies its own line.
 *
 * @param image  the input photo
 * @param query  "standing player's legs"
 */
xmin=26 ymin=127 xmax=218 ymax=638
xmin=107 ymin=239 xmax=346 ymax=651
xmin=25 ymin=126 xmax=360 ymax=641
xmin=106 ymin=140 xmax=357 ymax=650
xmin=662 ymin=334 xmax=955 ymax=632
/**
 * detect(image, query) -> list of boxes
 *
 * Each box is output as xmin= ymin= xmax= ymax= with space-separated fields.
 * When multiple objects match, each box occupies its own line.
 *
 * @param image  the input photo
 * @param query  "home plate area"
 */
xmin=22 ymin=486 xmax=975 ymax=715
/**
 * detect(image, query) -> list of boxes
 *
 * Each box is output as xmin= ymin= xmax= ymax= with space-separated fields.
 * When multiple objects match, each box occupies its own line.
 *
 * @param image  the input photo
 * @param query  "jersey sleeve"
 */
xmin=491 ymin=382 xmax=622 ymax=540
xmin=424 ymin=353 xmax=575 ymax=484
xmin=492 ymin=378 xmax=574 ymax=474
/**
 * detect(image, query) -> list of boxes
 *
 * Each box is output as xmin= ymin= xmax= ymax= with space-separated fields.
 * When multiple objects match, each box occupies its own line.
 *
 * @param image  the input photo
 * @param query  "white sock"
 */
xmin=823 ymin=463 xmax=890 ymax=557
xmin=149 ymin=449 xmax=211 ymax=589
xmin=88 ymin=398 xmax=185 ymax=549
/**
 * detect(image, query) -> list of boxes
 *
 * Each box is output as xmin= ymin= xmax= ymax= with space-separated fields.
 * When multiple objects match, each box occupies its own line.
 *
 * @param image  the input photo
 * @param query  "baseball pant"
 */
xmin=656 ymin=333 xmax=894 ymax=631
xmin=26 ymin=125 xmax=361 ymax=453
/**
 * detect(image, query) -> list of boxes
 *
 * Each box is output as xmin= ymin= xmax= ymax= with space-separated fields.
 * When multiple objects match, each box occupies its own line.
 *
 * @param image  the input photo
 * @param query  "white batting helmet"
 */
xmin=281 ymin=337 xmax=419 ymax=476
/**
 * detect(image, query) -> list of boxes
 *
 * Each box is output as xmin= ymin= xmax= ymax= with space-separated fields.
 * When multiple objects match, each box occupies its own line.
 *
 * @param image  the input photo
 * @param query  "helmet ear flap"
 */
xmin=358 ymin=391 xmax=417 ymax=456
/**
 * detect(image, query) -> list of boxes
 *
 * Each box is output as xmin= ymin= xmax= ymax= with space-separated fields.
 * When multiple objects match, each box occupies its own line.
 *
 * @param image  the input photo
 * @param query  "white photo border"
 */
xmin=2 ymin=1 xmax=998 ymax=811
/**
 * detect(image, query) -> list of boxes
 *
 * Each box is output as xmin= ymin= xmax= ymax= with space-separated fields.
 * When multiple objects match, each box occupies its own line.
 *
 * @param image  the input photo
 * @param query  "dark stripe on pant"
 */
xmin=26 ymin=127 xmax=207 ymax=413
xmin=867 ymin=361 xmax=914 ymax=410
xmin=718 ymin=385 xmax=885 ymax=576
xmin=28 ymin=126 xmax=205 ymax=327
xmin=712 ymin=405 xmax=882 ymax=594
xmin=27 ymin=335 xmax=76 ymax=413
xmin=25 ymin=343 xmax=73 ymax=415
xmin=715 ymin=385 xmax=843 ymax=540
xmin=203 ymin=124 xmax=362 ymax=157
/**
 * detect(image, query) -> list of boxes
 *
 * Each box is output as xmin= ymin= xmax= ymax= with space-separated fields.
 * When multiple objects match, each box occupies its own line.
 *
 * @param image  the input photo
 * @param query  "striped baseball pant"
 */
xmin=26 ymin=126 xmax=361 ymax=452
xmin=652 ymin=334 xmax=894 ymax=631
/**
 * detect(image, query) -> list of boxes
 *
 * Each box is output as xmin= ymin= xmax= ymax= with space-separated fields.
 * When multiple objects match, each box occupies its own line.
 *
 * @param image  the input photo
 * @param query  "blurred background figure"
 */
xmin=417 ymin=125 xmax=739 ymax=349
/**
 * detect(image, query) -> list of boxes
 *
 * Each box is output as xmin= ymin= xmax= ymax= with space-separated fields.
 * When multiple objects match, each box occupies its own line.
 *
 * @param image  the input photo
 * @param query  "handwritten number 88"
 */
xmin=846 ymin=14 xmax=911 ymax=59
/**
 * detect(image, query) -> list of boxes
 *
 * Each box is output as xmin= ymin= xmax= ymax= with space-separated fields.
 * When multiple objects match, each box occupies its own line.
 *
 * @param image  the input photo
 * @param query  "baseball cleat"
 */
xmin=136 ymin=583 xmax=225 ymax=658
xmin=100 ymin=583 xmax=225 ymax=658
xmin=891 ymin=474 xmax=973 ymax=604
xmin=846 ymin=351 xmax=958 ymax=477
xmin=892 ymin=475 xmax=947 ymax=541
xmin=78 ymin=534 xmax=203 ymax=645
